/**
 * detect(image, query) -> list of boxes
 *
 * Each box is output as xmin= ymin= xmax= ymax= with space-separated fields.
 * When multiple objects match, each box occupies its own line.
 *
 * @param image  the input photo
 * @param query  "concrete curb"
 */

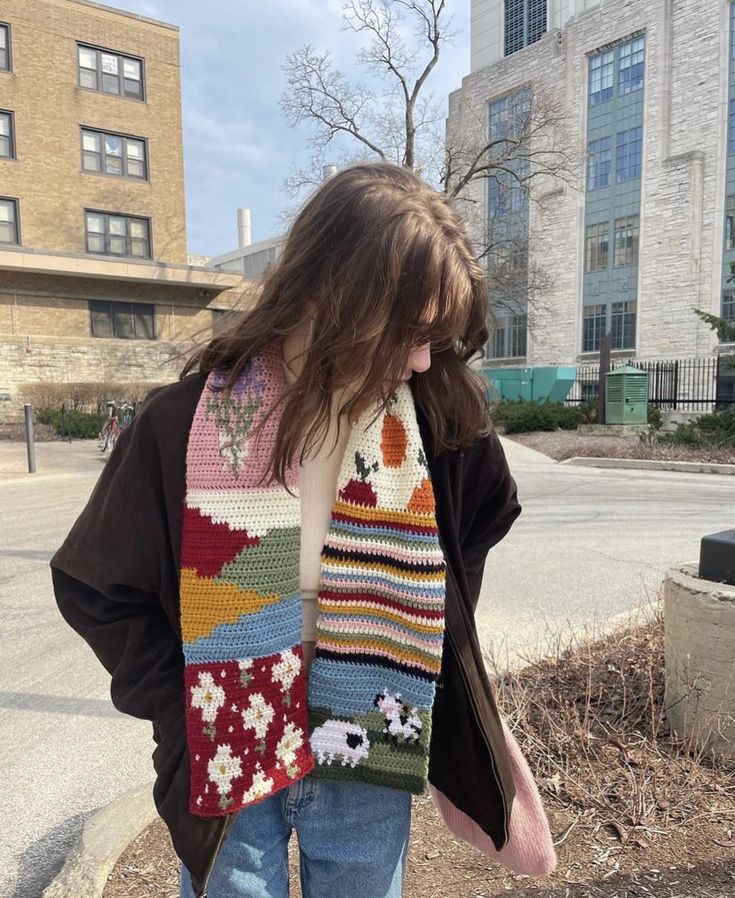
xmin=42 ymin=782 xmax=157 ymax=898
xmin=560 ymin=456 xmax=735 ymax=475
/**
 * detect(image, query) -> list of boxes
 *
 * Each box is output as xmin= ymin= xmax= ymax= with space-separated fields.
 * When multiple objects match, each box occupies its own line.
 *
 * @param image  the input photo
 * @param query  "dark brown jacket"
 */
xmin=50 ymin=372 xmax=522 ymax=897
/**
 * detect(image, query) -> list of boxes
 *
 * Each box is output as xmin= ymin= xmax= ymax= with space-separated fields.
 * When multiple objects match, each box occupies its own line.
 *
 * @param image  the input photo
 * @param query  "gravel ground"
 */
xmin=103 ymin=615 xmax=735 ymax=898
xmin=506 ymin=430 xmax=735 ymax=465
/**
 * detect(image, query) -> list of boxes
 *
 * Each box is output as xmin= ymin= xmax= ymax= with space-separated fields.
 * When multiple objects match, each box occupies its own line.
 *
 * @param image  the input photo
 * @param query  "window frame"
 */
xmin=487 ymin=312 xmax=527 ymax=359
xmin=587 ymin=136 xmax=613 ymax=190
xmin=0 ymin=22 xmax=11 ymax=73
xmin=613 ymin=214 xmax=640 ymax=267
xmin=80 ymin=127 xmax=148 ymax=180
xmin=610 ymin=300 xmax=637 ymax=350
xmin=582 ymin=304 xmax=607 ymax=353
xmin=616 ymin=126 xmax=643 ymax=183
xmin=89 ymin=299 xmax=156 ymax=340
xmin=723 ymin=289 xmax=735 ymax=325
xmin=727 ymin=196 xmax=735 ymax=251
xmin=0 ymin=195 xmax=20 ymax=245
xmin=618 ymin=36 xmax=645 ymax=95
xmin=84 ymin=209 xmax=152 ymax=259
xmin=585 ymin=221 xmax=610 ymax=273
xmin=0 ymin=109 xmax=14 ymax=159
xmin=77 ymin=43 xmax=145 ymax=101
xmin=589 ymin=49 xmax=614 ymax=106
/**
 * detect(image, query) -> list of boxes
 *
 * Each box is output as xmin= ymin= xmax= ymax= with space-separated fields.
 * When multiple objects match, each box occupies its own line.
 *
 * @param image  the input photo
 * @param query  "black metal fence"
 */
xmin=565 ymin=355 xmax=735 ymax=412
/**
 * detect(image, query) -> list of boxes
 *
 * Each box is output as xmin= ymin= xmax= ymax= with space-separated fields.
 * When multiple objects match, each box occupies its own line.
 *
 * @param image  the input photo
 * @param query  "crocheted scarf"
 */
xmin=180 ymin=341 xmax=447 ymax=816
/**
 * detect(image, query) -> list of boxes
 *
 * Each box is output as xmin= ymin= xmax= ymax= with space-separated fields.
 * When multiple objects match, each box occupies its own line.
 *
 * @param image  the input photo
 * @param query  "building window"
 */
xmin=504 ymin=0 xmax=546 ymax=57
xmin=585 ymin=222 xmax=609 ymax=272
xmin=81 ymin=128 xmax=147 ymax=179
xmin=730 ymin=100 xmax=735 ymax=154
xmin=588 ymin=137 xmax=612 ymax=189
xmin=589 ymin=50 xmax=614 ymax=106
xmin=488 ymin=313 xmax=527 ymax=358
xmin=491 ymin=324 xmax=506 ymax=359
xmin=619 ymin=36 xmax=645 ymax=94
xmin=616 ymin=127 xmax=642 ymax=182
xmin=0 ymin=110 xmax=14 ymax=158
xmin=613 ymin=215 xmax=640 ymax=267
xmin=508 ymin=313 xmax=528 ymax=356
xmin=489 ymin=88 xmax=532 ymax=143
xmin=90 ymin=300 xmax=155 ymax=340
xmin=723 ymin=290 xmax=735 ymax=324
xmin=727 ymin=197 xmax=735 ymax=251
xmin=731 ymin=2 xmax=735 ymax=59
xmin=0 ymin=23 xmax=10 ymax=72
xmin=77 ymin=44 xmax=144 ymax=100
xmin=85 ymin=211 xmax=151 ymax=258
xmin=0 ymin=196 xmax=18 ymax=244
xmin=611 ymin=300 xmax=636 ymax=350
xmin=583 ymin=304 xmax=607 ymax=352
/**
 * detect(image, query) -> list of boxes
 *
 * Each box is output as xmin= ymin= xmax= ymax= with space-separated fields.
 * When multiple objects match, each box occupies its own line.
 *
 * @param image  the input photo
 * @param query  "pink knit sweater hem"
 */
xmin=428 ymin=718 xmax=557 ymax=876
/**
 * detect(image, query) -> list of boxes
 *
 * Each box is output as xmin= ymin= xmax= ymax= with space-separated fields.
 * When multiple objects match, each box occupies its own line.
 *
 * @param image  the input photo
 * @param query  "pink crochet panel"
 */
xmin=429 ymin=718 xmax=557 ymax=876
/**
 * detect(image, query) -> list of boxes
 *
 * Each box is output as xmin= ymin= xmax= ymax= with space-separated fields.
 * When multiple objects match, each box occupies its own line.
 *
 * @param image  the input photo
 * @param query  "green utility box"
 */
xmin=482 ymin=366 xmax=576 ymax=403
xmin=605 ymin=365 xmax=649 ymax=424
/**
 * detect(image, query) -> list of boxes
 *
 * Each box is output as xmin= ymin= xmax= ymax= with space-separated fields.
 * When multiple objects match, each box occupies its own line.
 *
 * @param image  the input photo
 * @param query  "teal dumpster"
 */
xmin=482 ymin=366 xmax=577 ymax=403
xmin=482 ymin=367 xmax=532 ymax=401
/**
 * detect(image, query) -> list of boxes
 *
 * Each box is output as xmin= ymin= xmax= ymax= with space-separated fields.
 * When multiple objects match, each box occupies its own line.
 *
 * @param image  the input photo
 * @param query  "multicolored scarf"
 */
xmin=179 ymin=341 xmax=446 ymax=816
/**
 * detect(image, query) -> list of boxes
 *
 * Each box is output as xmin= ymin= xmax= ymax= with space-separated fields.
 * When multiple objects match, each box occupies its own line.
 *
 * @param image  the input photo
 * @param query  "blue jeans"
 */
xmin=179 ymin=777 xmax=412 ymax=898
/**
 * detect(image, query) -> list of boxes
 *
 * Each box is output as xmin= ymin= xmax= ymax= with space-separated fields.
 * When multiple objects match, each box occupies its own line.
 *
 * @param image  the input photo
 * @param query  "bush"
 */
xmin=491 ymin=399 xmax=585 ymax=434
xmin=19 ymin=380 xmax=163 ymax=414
xmin=656 ymin=407 xmax=735 ymax=448
xmin=36 ymin=407 xmax=106 ymax=439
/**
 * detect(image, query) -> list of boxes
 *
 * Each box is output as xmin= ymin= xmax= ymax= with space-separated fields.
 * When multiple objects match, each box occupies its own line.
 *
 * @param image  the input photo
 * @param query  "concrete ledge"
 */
xmin=664 ymin=564 xmax=735 ymax=763
xmin=560 ymin=457 xmax=735 ymax=475
xmin=42 ymin=783 xmax=157 ymax=898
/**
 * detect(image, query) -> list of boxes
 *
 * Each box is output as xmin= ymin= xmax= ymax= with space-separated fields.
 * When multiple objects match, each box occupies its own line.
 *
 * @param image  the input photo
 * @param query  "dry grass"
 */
xmin=507 ymin=431 xmax=735 ymax=465
xmin=104 ymin=605 xmax=735 ymax=898
xmin=489 ymin=600 xmax=735 ymax=848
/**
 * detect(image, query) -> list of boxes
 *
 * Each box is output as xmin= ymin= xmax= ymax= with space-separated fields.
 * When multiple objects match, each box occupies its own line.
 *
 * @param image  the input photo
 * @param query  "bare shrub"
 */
xmin=487 ymin=600 xmax=735 ymax=845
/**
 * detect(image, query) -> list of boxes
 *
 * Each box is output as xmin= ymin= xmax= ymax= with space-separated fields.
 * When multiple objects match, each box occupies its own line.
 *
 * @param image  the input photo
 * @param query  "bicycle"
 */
xmin=98 ymin=401 xmax=120 ymax=457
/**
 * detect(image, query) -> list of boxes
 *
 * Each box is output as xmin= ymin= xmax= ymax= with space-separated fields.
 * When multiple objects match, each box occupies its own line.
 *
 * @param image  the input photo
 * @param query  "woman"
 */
xmin=50 ymin=161 xmax=555 ymax=898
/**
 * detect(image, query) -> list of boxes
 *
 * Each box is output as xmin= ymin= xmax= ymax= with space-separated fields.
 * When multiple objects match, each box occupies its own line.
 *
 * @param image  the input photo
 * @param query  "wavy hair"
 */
xmin=180 ymin=161 xmax=492 ymax=488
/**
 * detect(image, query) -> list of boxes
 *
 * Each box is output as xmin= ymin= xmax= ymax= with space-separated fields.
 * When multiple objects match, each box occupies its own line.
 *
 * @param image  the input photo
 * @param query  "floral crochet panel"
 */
xmin=185 ymin=646 xmax=314 ymax=816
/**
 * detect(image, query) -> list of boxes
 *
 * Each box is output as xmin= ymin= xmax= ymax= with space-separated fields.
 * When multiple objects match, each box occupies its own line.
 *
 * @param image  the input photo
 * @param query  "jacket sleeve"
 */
xmin=458 ymin=427 xmax=522 ymax=610
xmin=49 ymin=399 xmax=185 ymax=727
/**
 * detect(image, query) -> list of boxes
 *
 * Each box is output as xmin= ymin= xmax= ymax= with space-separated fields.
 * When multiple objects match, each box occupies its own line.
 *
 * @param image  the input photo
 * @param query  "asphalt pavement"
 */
xmin=1 ymin=437 xmax=733 ymax=897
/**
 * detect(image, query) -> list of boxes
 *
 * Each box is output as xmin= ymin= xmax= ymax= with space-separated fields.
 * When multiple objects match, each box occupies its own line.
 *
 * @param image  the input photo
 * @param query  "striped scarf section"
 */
xmin=179 ymin=341 xmax=446 ymax=817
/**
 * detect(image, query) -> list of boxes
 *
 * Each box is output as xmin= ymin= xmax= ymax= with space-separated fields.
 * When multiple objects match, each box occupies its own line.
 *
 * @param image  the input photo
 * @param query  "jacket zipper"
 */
xmin=443 ymin=559 xmax=509 ymax=845
xmin=446 ymin=626 xmax=509 ymax=844
xmin=198 ymin=812 xmax=238 ymax=898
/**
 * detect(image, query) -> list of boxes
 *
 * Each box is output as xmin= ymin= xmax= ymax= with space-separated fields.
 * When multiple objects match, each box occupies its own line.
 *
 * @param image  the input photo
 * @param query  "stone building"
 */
xmin=448 ymin=0 xmax=735 ymax=370
xmin=0 ymin=0 xmax=252 ymax=422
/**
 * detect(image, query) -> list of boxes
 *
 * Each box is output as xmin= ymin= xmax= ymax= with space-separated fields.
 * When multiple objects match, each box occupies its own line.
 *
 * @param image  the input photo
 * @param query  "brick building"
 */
xmin=0 ymin=0 xmax=252 ymax=422
xmin=448 ymin=0 xmax=735 ymax=372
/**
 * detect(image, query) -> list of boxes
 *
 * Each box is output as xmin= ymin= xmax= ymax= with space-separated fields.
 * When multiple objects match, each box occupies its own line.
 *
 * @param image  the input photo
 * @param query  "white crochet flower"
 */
xmin=271 ymin=650 xmax=301 ymax=693
xmin=208 ymin=744 xmax=242 ymax=796
xmin=241 ymin=693 xmax=275 ymax=740
xmin=190 ymin=672 xmax=225 ymax=724
xmin=242 ymin=764 xmax=274 ymax=803
xmin=276 ymin=721 xmax=304 ymax=769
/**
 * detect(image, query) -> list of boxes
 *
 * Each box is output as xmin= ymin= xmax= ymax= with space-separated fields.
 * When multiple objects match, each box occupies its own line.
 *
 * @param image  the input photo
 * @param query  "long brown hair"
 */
xmin=180 ymin=161 xmax=492 ymax=488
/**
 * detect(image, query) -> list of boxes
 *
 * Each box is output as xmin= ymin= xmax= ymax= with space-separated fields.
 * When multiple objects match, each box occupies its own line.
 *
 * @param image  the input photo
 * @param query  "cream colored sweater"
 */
xmin=282 ymin=360 xmax=353 ymax=674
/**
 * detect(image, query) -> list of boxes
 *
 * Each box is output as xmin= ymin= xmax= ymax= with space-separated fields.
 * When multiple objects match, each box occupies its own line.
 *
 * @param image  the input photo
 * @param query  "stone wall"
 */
xmin=451 ymin=0 xmax=728 ymax=366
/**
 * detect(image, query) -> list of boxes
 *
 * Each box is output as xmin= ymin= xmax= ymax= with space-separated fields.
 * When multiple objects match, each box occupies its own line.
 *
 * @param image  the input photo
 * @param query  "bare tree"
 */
xmin=280 ymin=0 xmax=582 ymax=335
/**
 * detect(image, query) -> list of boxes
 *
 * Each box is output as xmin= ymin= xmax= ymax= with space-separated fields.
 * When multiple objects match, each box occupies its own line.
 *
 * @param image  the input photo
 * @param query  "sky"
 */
xmin=101 ymin=0 xmax=472 ymax=259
